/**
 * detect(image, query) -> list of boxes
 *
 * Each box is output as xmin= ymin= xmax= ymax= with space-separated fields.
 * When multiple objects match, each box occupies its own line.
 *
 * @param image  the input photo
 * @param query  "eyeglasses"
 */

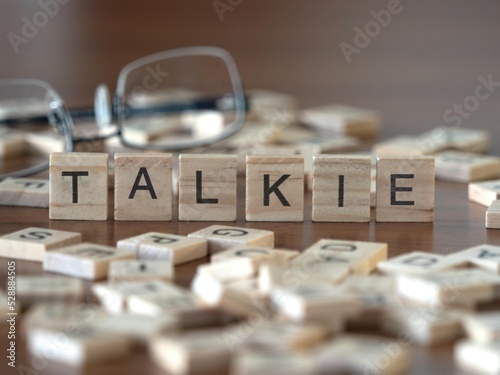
xmin=0 ymin=46 xmax=246 ymax=180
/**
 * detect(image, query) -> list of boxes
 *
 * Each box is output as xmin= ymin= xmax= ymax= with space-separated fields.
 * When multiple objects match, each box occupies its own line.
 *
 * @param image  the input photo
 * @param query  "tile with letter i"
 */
xmin=49 ymin=152 xmax=108 ymax=220
xmin=108 ymin=260 xmax=174 ymax=282
xmin=114 ymin=153 xmax=172 ymax=221
xmin=188 ymin=225 xmax=274 ymax=254
xmin=469 ymin=179 xmax=500 ymax=207
xmin=376 ymin=156 xmax=435 ymax=222
xmin=246 ymin=155 xmax=304 ymax=222
xmin=312 ymin=155 xmax=371 ymax=222
xmin=0 ymin=178 xmax=49 ymax=207
xmin=0 ymin=227 xmax=81 ymax=262
xmin=117 ymin=232 xmax=207 ymax=265
xmin=44 ymin=242 xmax=135 ymax=280
xmin=178 ymin=154 xmax=237 ymax=221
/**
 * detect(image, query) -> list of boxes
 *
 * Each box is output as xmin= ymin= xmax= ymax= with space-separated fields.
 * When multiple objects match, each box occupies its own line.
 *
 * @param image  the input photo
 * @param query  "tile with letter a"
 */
xmin=377 ymin=251 xmax=463 ymax=275
xmin=0 ymin=178 xmax=49 ymax=207
xmin=312 ymin=155 xmax=371 ymax=222
xmin=435 ymin=151 xmax=500 ymax=183
xmin=246 ymin=155 xmax=304 ymax=222
xmin=469 ymin=179 xmax=500 ymax=207
xmin=108 ymin=260 xmax=174 ymax=282
xmin=114 ymin=153 xmax=172 ymax=221
xmin=43 ymin=242 xmax=135 ymax=280
xmin=0 ymin=227 xmax=81 ymax=262
xmin=179 ymin=154 xmax=237 ymax=221
xmin=188 ymin=225 xmax=274 ymax=254
xmin=27 ymin=326 xmax=132 ymax=367
xmin=150 ymin=329 xmax=231 ymax=375
xmin=49 ymin=152 xmax=108 ymax=220
xmin=487 ymin=200 xmax=500 ymax=229
xmin=450 ymin=244 xmax=500 ymax=273
xmin=376 ymin=156 xmax=435 ymax=222
xmin=117 ymin=232 xmax=207 ymax=265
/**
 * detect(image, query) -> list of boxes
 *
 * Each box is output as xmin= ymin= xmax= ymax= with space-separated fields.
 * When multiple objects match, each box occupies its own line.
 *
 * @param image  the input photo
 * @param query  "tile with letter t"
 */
xmin=435 ymin=151 xmax=500 ymax=183
xmin=0 ymin=178 xmax=49 ymax=207
xmin=312 ymin=155 xmax=371 ymax=222
xmin=0 ymin=227 xmax=81 ymax=262
xmin=246 ymin=155 xmax=304 ymax=222
xmin=188 ymin=225 xmax=274 ymax=254
xmin=114 ymin=153 xmax=172 ymax=221
xmin=376 ymin=156 xmax=435 ymax=222
xmin=49 ymin=152 xmax=108 ymax=220
xmin=178 ymin=154 xmax=237 ymax=221
xmin=469 ymin=179 xmax=500 ymax=207
xmin=117 ymin=232 xmax=207 ymax=265
xmin=44 ymin=242 xmax=135 ymax=280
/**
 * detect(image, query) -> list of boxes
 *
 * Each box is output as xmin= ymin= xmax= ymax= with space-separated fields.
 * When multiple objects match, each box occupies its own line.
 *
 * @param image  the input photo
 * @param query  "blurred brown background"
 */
xmin=1 ymin=0 xmax=500 ymax=143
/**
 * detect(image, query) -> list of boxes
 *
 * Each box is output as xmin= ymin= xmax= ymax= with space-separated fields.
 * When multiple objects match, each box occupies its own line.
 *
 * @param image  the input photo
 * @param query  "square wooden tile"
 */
xmin=114 ymin=153 xmax=172 ymax=221
xmin=188 ymin=225 xmax=274 ymax=254
xmin=0 ymin=227 xmax=81 ymax=262
xmin=44 ymin=242 xmax=135 ymax=280
xmin=487 ymin=201 xmax=500 ymax=229
xmin=376 ymin=156 xmax=435 ymax=222
xmin=108 ymin=260 xmax=174 ymax=282
xmin=451 ymin=244 xmax=500 ymax=272
xmin=377 ymin=251 xmax=463 ymax=275
xmin=435 ymin=151 xmax=500 ymax=182
xmin=469 ymin=179 xmax=500 ymax=207
xmin=246 ymin=155 xmax=304 ymax=222
xmin=178 ymin=154 xmax=237 ymax=221
xmin=117 ymin=232 xmax=207 ymax=265
xmin=0 ymin=178 xmax=49 ymax=207
xmin=312 ymin=155 xmax=371 ymax=222
xmin=49 ymin=152 xmax=108 ymax=220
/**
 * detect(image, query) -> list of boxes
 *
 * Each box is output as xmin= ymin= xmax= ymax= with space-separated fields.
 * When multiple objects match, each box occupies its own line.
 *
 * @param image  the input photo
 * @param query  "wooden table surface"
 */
xmin=2 ymin=1 xmax=500 ymax=374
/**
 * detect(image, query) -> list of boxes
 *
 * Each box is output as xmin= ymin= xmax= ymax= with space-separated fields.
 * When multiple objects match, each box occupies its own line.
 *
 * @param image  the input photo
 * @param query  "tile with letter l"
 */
xmin=0 ymin=227 xmax=81 ymax=262
xmin=0 ymin=178 xmax=49 ymax=207
xmin=43 ymin=242 xmax=135 ymax=280
xmin=117 ymin=232 xmax=207 ymax=265
xmin=49 ymin=152 xmax=108 ymax=220
xmin=114 ymin=153 xmax=172 ymax=221
xmin=312 ymin=155 xmax=371 ymax=222
xmin=178 ymin=154 xmax=237 ymax=221
xmin=376 ymin=156 xmax=435 ymax=222
xmin=246 ymin=155 xmax=304 ymax=222
xmin=188 ymin=225 xmax=274 ymax=254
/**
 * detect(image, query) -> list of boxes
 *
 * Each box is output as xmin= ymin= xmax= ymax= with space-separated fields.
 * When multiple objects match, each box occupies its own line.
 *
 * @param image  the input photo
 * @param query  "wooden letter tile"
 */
xmin=469 ymin=179 xmax=500 ymax=207
xmin=188 ymin=225 xmax=274 ymax=254
xmin=44 ymin=242 xmax=135 ymax=280
xmin=487 ymin=200 xmax=500 ymax=229
xmin=435 ymin=151 xmax=500 ymax=183
xmin=377 ymin=251 xmax=463 ymax=275
xmin=0 ymin=178 xmax=49 ymax=207
xmin=211 ymin=246 xmax=298 ymax=266
xmin=114 ymin=153 xmax=172 ymax=221
xmin=108 ymin=260 xmax=174 ymax=282
xmin=49 ymin=152 xmax=108 ymax=220
xmin=451 ymin=244 xmax=500 ymax=273
xmin=179 ymin=154 xmax=237 ymax=221
xmin=312 ymin=155 xmax=371 ymax=222
xmin=0 ymin=227 xmax=81 ymax=262
xmin=246 ymin=155 xmax=304 ymax=222
xmin=117 ymin=232 xmax=207 ymax=265
xmin=376 ymin=156 xmax=435 ymax=222
xmin=16 ymin=276 xmax=84 ymax=305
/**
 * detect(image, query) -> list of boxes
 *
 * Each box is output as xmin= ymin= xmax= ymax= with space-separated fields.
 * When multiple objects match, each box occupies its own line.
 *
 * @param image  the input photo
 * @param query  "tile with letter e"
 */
xmin=0 ymin=227 xmax=81 ymax=262
xmin=117 ymin=232 xmax=207 ymax=265
xmin=0 ymin=178 xmax=49 ymax=207
xmin=377 ymin=251 xmax=463 ymax=275
xmin=435 ymin=151 xmax=500 ymax=183
xmin=49 ymin=152 xmax=108 ymax=220
xmin=376 ymin=156 xmax=435 ymax=222
xmin=312 ymin=155 xmax=371 ymax=222
xmin=114 ymin=153 xmax=172 ymax=221
xmin=246 ymin=155 xmax=304 ymax=222
xmin=469 ymin=179 xmax=500 ymax=207
xmin=178 ymin=154 xmax=237 ymax=221
xmin=108 ymin=260 xmax=174 ymax=282
xmin=487 ymin=200 xmax=500 ymax=229
xmin=188 ymin=225 xmax=274 ymax=254
xmin=44 ymin=242 xmax=135 ymax=280
xmin=27 ymin=326 xmax=132 ymax=367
